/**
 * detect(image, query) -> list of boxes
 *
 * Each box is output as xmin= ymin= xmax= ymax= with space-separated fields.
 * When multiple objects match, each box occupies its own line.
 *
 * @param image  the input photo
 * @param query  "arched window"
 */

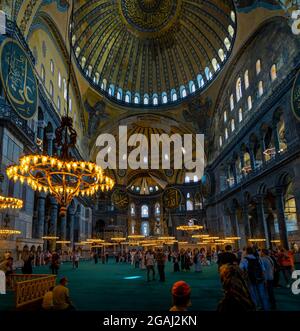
xmin=197 ymin=74 xmax=205 ymax=88
xmin=258 ymin=81 xmax=264 ymax=97
xmin=225 ymin=128 xmax=228 ymax=139
xmin=141 ymin=205 xmax=149 ymax=218
xmin=81 ymin=56 xmax=86 ymax=69
xmin=75 ymin=47 xmax=80 ymax=58
xmin=180 ymin=86 xmax=187 ymax=98
xmin=153 ymin=93 xmax=158 ymax=105
xmin=49 ymin=81 xmax=54 ymax=98
xmin=271 ymin=64 xmax=277 ymax=81
xmin=108 ymin=84 xmax=114 ymax=96
xmin=218 ymin=48 xmax=225 ymax=62
xmin=63 ymin=78 xmax=67 ymax=100
xmin=50 ymin=59 xmax=54 ymax=74
xmin=94 ymin=72 xmax=100 ymax=84
xmin=185 ymin=176 xmax=190 ymax=183
xmin=231 ymin=119 xmax=235 ymax=132
xmin=256 ymin=59 xmax=261 ymax=75
xmin=125 ymin=91 xmax=131 ymax=103
xmin=57 ymin=96 xmax=61 ymax=112
xmin=69 ymin=98 xmax=72 ymax=113
xmin=205 ymin=67 xmax=212 ymax=80
xmin=248 ymin=96 xmax=252 ymax=110
xmin=230 ymin=94 xmax=234 ymax=111
xmin=244 ymin=70 xmax=249 ymax=90
xmin=228 ymin=25 xmax=234 ymax=37
xmin=224 ymin=37 xmax=231 ymax=51
xmin=193 ymin=175 xmax=199 ymax=182
xmin=219 ymin=136 xmax=223 ymax=147
xmin=130 ymin=203 xmax=135 ymax=216
xmin=117 ymin=89 xmax=122 ymax=100
xmin=212 ymin=58 xmax=220 ymax=72
xmin=141 ymin=221 xmax=150 ymax=236
xmin=155 ymin=203 xmax=160 ymax=216
xmin=144 ymin=94 xmax=149 ymax=104
xmin=87 ymin=65 xmax=92 ymax=77
xmin=101 ymin=79 xmax=107 ymax=90
xmin=189 ymin=81 xmax=196 ymax=93
xmin=41 ymin=64 xmax=45 ymax=83
xmin=72 ymin=35 xmax=76 ymax=46
xmin=186 ymin=193 xmax=194 ymax=211
xmin=162 ymin=92 xmax=168 ymax=104
xmin=236 ymin=77 xmax=242 ymax=102
xmin=224 ymin=111 xmax=227 ymax=123
xmin=171 ymin=89 xmax=177 ymax=101
xmin=134 ymin=93 xmax=140 ymax=104
xmin=230 ymin=11 xmax=236 ymax=23
xmin=238 ymin=108 xmax=243 ymax=122
xmin=58 ymin=71 xmax=62 ymax=89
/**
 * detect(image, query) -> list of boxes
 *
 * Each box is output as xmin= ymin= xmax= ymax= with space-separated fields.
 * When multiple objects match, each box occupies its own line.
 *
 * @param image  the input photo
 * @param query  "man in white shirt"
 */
xmin=145 ymin=250 xmax=155 ymax=281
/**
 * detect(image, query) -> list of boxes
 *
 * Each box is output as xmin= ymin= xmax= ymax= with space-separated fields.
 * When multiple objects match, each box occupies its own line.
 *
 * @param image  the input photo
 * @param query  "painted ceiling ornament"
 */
xmin=119 ymin=0 xmax=181 ymax=37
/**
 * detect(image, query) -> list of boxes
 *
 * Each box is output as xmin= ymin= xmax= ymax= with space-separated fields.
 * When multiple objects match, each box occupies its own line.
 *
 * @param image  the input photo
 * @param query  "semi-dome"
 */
xmin=72 ymin=0 xmax=236 ymax=107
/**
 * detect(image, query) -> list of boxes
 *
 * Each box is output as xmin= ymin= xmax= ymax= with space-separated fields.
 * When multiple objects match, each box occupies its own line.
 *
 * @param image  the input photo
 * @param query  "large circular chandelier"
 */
xmin=0 ymin=214 xmax=21 ymax=239
xmin=6 ymin=116 xmax=114 ymax=216
xmin=6 ymin=2 xmax=114 ymax=216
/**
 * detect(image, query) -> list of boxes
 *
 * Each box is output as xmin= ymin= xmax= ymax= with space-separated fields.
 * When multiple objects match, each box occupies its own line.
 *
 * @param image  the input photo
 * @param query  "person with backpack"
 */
xmin=239 ymin=246 xmax=270 ymax=311
xmin=260 ymin=249 xmax=276 ymax=310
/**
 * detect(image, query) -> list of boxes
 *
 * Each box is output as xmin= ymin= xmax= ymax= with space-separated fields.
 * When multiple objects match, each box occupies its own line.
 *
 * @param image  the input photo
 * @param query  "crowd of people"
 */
xmin=1 ymin=242 xmax=299 ymax=312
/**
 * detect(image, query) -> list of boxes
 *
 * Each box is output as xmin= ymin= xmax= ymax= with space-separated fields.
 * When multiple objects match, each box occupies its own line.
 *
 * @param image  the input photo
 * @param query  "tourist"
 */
xmin=217 ymin=264 xmax=255 ymax=312
xmin=134 ymin=251 xmax=140 ymax=268
xmin=93 ymin=252 xmax=98 ymax=264
xmin=42 ymin=286 xmax=54 ymax=310
xmin=239 ymin=246 xmax=269 ymax=311
xmin=193 ymin=249 xmax=202 ymax=273
xmin=217 ymin=245 xmax=238 ymax=269
xmin=260 ymin=249 xmax=276 ymax=310
xmin=278 ymin=248 xmax=294 ymax=287
xmin=169 ymin=281 xmax=191 ymax=311
xmin=53 ymin=277 xmax=74 ymax=310
xmin=172 ymin=251 xmax=180 ymax=272
xmin=184 ymin=249 xmax=192 ymax=271
xmin=72 ymin=251 xmax=80 ymax=269
xmin=21 ymin=249 xmax=34 ymax=274
xmin=156 ymin=248 xmax=166 ymax=282
xmin=145 ymin=250 xmax=155 ymax=281
xmin=50 ymin=252 xmax=60 ymax=275
xmin=180 ymin=249 xmax=185 ymax=271
xmin=293 ymin=244 xmax=300 ymax=270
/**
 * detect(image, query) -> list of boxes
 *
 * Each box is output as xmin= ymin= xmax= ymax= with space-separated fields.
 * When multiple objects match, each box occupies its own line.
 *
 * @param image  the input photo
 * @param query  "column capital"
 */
xmin=37 ymin=192 xmax=46 ymax=199
xmin=275 ymin=186 xmax=285 ymax=196
xmin=68 ymin=207 xmax=76 ymax=215
xmin=38 ymin=120 xmax=47 ymax=129
xmin=46 ymin=132 xmax=55 ymax=140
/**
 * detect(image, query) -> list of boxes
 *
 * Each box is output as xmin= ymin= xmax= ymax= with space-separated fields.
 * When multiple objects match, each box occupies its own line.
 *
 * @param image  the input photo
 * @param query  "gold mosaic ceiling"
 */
xmin=72 ymin=0 xmax=236 ymax=107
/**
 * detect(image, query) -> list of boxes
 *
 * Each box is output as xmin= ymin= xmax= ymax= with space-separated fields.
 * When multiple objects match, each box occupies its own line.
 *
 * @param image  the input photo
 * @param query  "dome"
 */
xmin=72 ymin=0 xmax=236 ymax=107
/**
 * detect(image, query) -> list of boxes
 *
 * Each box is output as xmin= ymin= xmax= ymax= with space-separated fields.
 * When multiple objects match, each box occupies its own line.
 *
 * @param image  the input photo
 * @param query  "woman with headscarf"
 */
xmin=217 ymin=263 xmax=256 ymax=312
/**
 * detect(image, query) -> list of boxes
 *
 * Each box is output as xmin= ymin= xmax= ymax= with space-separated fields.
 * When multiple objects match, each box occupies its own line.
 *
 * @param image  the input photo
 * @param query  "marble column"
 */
xmin=60 ymin=214 xmax=67 ymax=241
xmin=232 ymin=163 xmax=238 ymax=185
xmin=230 ymin=209 xmax=242 ymax=249
xmin=49 ymin=197 xmax=58 ymax=252
xmin=240 ymin=151 xmax=245 ymax=176
xmin=37 ymin=120 xmax=46 ymax=152
xmin=249 ymin=147 xmax=256 ymax=171
xmin=275 ymin=187 xmax=289 ymax=249
xmin=273 ymin=123 xmax=280 ymax=155
xmin=46 ymin=132 xmax=55 ymax=156
xmin=36 ymin=193 xmax=46 ymax=239
xmin=68 ymin=206 xmax=75 ymax=247
xmin=242 ymin=202 xmax=252 ymax=240
xmin=255 ymin=195 xmax=270 ymax=248
xmin=260 ymin=136 xmax=266 ymax=164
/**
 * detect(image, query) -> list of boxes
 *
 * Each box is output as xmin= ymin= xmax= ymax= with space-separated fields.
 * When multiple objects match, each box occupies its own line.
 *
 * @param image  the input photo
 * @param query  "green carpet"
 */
xmin=1 ymin=260 xmax=300 ymax=311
